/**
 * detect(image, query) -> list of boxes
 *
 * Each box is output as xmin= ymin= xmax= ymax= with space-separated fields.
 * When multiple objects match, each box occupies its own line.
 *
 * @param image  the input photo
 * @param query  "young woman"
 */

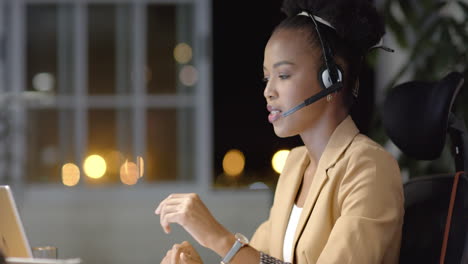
xmin=155 ymin=0 xmax=404 ymax=263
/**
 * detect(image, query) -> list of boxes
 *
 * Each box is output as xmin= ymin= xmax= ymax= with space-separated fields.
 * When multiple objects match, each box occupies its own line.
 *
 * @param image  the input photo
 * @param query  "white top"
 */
xmin=283 ymin=204 xmax=303 ymax=263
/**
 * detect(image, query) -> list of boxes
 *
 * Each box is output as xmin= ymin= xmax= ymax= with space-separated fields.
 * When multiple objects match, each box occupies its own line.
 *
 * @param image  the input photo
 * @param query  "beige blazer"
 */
xmin=250 ymin=116 xmax=404 ymax=264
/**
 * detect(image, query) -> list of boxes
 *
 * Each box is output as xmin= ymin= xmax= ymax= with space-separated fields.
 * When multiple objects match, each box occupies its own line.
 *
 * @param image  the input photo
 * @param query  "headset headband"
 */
xmin=297 ymin=11 xmax=394 ymax=53
xmin=298 ymin=11 xmax=340 ymax=86
xmin=297 ymin=11 xmax=335 ymax=30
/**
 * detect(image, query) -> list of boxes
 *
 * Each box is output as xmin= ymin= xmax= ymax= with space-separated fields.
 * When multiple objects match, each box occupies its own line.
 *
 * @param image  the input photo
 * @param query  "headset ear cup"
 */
xmin=321 ymin=67 xmax=332 ymax=89
xmin=319 ymin=65 xmax=343 ymax=90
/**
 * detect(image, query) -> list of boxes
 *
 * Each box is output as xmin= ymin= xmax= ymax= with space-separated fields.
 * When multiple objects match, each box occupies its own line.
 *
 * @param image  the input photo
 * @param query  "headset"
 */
xmin=282 ymin=11 xmax=344 ymax=117
xmin=306 ymin=12 xmax=344 ymax=90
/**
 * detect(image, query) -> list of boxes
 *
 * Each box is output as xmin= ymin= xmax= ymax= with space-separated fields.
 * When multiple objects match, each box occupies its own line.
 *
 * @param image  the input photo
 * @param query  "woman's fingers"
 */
xmin=157 ymin=195 xmax=194 ymax=234
xmin=155 ymin=193 xmax=226 ymax=248
xmin=157 ymin=198 xmax=183 ymax=233
xmin=160 ymin=242 xmax=202 ymax=264
xmin=179 ymin=241 xmax=203 ymax=264
xmin=171 ymin=244 xmax=185 ymax=264
xmin=181 ymin=252 xmax=197 ymax=264
xmin=161 ymin=211 xmax=186 ymax=234
xmin=159 ymin=204 xmax=182 ymax=224
xmin=155 ymin=194 xmax=196 ymax=214
xmin=159 ymin=203 xmax=187 ymax=234
xmin=160 ymin=249 xmax=171 ymax=264
xmin=155 ymin=196 xmax=185 ymax=214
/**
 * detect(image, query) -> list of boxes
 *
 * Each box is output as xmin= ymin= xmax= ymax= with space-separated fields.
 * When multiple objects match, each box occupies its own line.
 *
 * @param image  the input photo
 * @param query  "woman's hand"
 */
xmin=161 ymin=241 xmax=203 ymax=264
xmin=155 ymin=193 xmax=234 ymax=252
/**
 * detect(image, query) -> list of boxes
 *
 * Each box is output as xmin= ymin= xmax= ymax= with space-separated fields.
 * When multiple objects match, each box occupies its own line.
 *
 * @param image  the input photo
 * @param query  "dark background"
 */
xmin=212 ymin=0 xmax=302 ymax=181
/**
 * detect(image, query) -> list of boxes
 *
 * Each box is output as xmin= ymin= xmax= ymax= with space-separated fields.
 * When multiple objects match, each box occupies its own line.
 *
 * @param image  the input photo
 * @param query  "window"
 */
xmin=1 ymin=0 xmax=212 ymax=186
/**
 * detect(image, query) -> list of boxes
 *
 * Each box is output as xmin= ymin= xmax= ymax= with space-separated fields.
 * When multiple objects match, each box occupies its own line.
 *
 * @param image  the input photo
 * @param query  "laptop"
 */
xmin=0 ymin=185 xmax=33 ymax=258
xmin=0 ymin=186 xmax=81 ymax=264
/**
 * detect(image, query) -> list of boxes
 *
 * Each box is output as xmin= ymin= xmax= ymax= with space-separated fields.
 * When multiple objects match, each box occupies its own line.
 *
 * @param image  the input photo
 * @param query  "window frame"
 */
xmin=2 ymin=0 xmax=213 ymax=190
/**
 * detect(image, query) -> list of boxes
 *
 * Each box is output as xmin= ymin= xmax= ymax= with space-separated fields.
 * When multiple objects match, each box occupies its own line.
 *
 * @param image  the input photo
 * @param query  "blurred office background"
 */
xmin=0 ymin=0 xmax=466 ymax=263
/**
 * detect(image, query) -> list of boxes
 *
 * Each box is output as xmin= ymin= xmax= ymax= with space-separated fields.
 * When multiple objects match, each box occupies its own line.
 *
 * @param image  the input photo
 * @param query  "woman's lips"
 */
xmin=267 ymin=105 xmax=282 ymax=123
xmin=268 ymin=110 xmax=282 ymax=123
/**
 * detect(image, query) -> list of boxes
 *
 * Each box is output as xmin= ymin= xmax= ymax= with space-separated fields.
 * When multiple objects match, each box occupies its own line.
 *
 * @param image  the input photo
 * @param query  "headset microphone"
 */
xmin=281 ymin=82 xmax=343 ymax=117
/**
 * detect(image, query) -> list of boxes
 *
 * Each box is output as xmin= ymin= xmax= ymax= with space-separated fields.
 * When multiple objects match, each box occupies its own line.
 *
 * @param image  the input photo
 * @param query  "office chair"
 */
xmin=382 ymin=72 xmax=468 ymax=264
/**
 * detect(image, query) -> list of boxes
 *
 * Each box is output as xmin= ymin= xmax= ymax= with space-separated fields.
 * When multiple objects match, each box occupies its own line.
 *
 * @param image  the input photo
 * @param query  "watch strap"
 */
xmin=220 ymin=240 xmax=243 ymax=264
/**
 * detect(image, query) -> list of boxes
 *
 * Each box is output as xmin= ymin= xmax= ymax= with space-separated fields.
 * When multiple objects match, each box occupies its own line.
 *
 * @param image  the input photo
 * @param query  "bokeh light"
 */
xmin=83 ymin=155 xmax=107 ymax=179
xmin=137 ymin=156 xmax=144 ymax=178
xmin=272 ymin=150 xmax=290 ymax=174
xmin=32 ymin=72 xmax=55 ymax=92
xmin=62 ymin=163 xmax=80 ymax=187
xmin=222 ymin=149 xmax=245 ymax=177
xmin=120 ymin=160 xmax=139 ymax=185
xmin=173 ymin=43 xmax=193 ymax=64
xmin=179 ymin=65 xmax=198 ymax=86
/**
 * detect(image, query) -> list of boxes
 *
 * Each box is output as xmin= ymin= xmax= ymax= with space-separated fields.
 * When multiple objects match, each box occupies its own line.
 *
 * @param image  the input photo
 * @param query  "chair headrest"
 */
xmin=383 ymin=72 xmax=464 ymax=160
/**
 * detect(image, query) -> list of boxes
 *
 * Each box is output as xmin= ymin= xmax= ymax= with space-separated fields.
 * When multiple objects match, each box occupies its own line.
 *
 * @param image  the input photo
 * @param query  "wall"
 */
xmin=16 ymin=185 xmax=272 ymax=264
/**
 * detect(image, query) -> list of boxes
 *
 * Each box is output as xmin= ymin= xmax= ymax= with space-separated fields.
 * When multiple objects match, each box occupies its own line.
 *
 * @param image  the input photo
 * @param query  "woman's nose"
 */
xmin=263 ymin=80 xmax=277 ymax=101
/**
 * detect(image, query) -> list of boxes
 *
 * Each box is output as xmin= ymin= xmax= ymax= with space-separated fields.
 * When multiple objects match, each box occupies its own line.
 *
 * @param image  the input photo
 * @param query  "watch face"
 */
xmin=235 ymin=233 xmax=249 ymax=245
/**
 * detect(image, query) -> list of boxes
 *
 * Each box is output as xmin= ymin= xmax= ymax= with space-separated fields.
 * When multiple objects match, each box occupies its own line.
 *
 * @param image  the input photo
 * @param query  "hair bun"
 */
xmin=281 ymin=0 xmax=385 ymax=53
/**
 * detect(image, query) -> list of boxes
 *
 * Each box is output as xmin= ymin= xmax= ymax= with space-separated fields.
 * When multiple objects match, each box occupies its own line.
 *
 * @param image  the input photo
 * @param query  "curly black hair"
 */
xmin=279 ymin=0 xmax=385 ymax=52
xmin=274 ymin=0 xmax=385 ymax=110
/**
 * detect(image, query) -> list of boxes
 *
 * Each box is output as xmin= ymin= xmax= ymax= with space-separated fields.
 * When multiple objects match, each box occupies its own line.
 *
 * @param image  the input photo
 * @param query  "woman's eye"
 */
xmin=279 ymin=74 xmax=290 ymax=80
xmin=262 ymin=77 xmax=269 ymax=83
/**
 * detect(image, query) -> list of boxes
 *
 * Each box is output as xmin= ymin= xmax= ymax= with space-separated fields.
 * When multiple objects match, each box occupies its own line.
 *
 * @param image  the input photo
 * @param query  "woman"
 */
xmin=155 ymin=0 xmax=404 ymax=263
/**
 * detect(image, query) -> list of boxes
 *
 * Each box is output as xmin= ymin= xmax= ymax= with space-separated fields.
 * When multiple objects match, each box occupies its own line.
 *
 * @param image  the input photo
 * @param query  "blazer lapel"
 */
xmin=291 ymin=116 xmax=360 ymax=255
xmin=270 ymin=148 xmax=309 ymax=259
xmin=291 ymin=166 xmax=329 ymax=253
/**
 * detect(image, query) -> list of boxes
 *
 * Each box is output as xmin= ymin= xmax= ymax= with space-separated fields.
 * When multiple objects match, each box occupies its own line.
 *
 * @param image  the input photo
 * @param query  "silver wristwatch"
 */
xmin=220 ymin=233 xmax=249 ymax=264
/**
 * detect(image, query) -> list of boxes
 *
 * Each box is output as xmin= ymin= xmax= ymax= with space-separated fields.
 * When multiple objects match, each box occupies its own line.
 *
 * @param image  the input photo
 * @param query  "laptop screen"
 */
xmin=0 ymin=186 xmax=33 ymax=258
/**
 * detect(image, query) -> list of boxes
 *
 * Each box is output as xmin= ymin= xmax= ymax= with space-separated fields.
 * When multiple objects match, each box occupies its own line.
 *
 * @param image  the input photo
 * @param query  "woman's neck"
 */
xmin=300 ymin=110 xmax=348 ymax=166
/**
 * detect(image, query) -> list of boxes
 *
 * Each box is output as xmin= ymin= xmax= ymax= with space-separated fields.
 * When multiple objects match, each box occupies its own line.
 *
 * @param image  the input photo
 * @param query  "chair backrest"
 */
xmin=382 ymin=72 xmax=467 ymax=264
xmin=398 ymin=174 xmax=468 ymax=264
xmin=383 ymin=72 xmax=463 ymax=161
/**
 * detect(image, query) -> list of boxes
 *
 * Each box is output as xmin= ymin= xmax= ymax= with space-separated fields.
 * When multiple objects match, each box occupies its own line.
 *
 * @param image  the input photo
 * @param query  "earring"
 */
xmin=352 ymin=79 xmax=360 ymax=98
xmin=327 ymin=94 xmax=333 ymax=102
